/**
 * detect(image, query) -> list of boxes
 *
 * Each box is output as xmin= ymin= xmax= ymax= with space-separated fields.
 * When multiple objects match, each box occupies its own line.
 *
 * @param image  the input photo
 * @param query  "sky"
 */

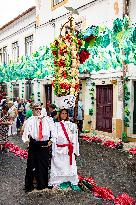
xmin=0 ymin=0 xmax=36 ymax=27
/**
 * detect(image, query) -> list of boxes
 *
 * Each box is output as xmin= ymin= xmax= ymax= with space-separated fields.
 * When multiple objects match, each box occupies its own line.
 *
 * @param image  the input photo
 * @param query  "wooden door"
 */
xmin=96 ymin=85 xmax=113 ymax=133
xmin=133 ymin=82 xmax=136 ymax=134
xmin=25 ymin=81 xmax=32 ymax=100
xmin=13 ymin=84 xmax=19 ymax=100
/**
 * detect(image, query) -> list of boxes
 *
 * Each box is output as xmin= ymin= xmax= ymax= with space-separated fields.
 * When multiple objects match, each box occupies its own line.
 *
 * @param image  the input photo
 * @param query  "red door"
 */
xmin=96 ymin=85 xmax=113 ymax=133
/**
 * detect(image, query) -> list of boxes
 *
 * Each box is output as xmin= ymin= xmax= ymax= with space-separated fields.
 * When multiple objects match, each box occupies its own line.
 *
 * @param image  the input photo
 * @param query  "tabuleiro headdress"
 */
xmin=50 ymin=16 xmax=82 ymax=109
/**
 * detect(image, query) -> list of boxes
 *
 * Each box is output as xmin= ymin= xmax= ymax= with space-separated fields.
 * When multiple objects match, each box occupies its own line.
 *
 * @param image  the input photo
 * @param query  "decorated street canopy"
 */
xmin=78 ymin=15 xmax=136 ymax=73
xmin=0 ymin=16 xmax=135 ymax=83
xmin=0 ymin=46 xmax=54 ymax=82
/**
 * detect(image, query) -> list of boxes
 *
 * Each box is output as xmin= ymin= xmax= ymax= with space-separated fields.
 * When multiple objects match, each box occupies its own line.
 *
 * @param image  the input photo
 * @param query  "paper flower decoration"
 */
xmin=51 ymin=33 xmax=82 ymax=97
xmin=79 ymin=49 xmax=90 ymax=64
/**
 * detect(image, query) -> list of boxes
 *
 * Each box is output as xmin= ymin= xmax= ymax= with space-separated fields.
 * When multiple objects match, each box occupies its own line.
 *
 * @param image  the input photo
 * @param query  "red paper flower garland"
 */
xmin=5 ymin=142 xmax=28 ymax=159
xmin=79 ymin=176 xmax=135 ymax=205
xmin=114 ymin=193 xmax=135 ymax=205
xmin=103 ymin=140 xmax=116 ymax=148
xmin=93 ymin=186 xmax=115 ymax=201
xmin=128 ymin=148 xmax=136 ymax=155
xmin=79 ymin=49 xmax=90 ymax=64
xmin=81 ymin=135 xmax=136 ymax=155
xmin=3 ymin=142 xmax=136 ymax=204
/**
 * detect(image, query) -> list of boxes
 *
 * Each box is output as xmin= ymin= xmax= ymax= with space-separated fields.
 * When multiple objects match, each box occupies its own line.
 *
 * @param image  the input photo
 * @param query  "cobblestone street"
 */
xmin=0 ymin=136 xmax=136 ymax=205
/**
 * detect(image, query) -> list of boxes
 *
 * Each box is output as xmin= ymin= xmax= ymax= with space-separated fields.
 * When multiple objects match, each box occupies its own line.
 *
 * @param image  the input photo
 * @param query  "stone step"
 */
xmin=90 ymin=130 xmax=115 ymax=137
xmin=127 ymin=136 xmax=136 ymax=142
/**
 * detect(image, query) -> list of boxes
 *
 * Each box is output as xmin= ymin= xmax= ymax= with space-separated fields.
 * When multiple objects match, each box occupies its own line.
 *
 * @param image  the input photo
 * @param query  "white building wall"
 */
xmin=35 ymin=0 xmax=124 ymax=47
xmin=129 ymin=0 xmax=136 ymax=23
xmin=0 ymin=8 xmax=36 ymax=62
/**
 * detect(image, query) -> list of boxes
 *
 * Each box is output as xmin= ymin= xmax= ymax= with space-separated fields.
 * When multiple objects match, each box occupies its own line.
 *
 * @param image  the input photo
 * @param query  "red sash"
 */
xmin=57 ymin=121 xmax=73 ymax=165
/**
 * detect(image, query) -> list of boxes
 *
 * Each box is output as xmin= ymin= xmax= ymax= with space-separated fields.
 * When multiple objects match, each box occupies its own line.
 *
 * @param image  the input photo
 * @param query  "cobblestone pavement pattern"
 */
xmin=0 ymin=136 xmax=136 ymax=205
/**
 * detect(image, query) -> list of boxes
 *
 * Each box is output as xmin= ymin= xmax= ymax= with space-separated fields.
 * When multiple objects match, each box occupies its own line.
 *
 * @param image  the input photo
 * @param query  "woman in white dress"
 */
xmin=8 ymin=101 xmax=18 ymax=136
xmin=50 ymin=109 xmax=80 ymax=190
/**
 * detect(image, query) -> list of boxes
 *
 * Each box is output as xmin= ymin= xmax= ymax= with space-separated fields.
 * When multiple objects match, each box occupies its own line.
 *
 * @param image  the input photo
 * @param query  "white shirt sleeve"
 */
xmin=22 ymin=119 xmax=31 ymax=143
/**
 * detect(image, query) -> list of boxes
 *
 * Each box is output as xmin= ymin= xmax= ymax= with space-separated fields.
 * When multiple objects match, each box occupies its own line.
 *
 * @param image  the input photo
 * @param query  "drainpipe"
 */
xmin=122 ymin=0 xmax=130 ymax=135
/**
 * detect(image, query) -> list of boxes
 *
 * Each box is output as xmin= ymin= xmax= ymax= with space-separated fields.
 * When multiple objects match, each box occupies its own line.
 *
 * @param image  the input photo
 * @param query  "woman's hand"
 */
xmin=24 ymin=141 xmax=29 ymax=147
xmin=7 ymin=120 xmax=13 ymax=125
xmin=0 ymin=121 xmax=12 ymax=125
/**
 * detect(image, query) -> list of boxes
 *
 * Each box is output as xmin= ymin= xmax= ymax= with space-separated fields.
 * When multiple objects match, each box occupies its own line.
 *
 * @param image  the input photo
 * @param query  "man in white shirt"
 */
xmin=22 ymin=102 xmax=56 ymax=192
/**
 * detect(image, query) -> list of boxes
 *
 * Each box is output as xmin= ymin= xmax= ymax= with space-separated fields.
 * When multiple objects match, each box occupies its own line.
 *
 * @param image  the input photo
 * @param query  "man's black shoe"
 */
xmin=47 ymin=185 xmax=53 ymax=189
xmin=23 ymin=187 xmax=34 ymax=193
xmin=25 ymin=188 xmax=34 ymax=193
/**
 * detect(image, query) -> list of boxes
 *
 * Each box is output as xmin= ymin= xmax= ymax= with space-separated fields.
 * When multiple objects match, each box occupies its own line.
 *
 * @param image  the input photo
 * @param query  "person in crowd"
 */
xmin=25 ymin=100 xmax=31 ymax=111
xmin=49 ymin=109 xmax=80 ymax=190
xmin=0 ymin=96 xmax=10 ymax=118
xmin=17 ymin=99 xmax=25 ymax=131
xmin=14 ymin=97 xmax=20 ymax=109
xmin=0 ymin=105 xmax=12 ymax=151
xmin=20 ymin=109 xmax=33 ymax=136
xmin=68 ymin=107 xmax=74 ymax=122
xmin=8 ymin=101 xmax=18 ymax=136
xmin=22 ymin=102 xmax=56 ymax=192
xmin=77 ymin=95 xmax=84 ymax=134
xmin=48 ymin=103 xmax=57 ymax=122
xmin=0 ymin=96 xmax=9 ymax=107
xmin=41 ymin=103 xmax=47 ymax=117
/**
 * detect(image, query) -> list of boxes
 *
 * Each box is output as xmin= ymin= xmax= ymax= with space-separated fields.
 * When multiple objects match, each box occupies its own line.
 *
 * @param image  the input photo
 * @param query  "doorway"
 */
xmin=96 ymin=85 xmax=113 ymax=133
xmin=45 ymin=84 xmax=52 ymax=110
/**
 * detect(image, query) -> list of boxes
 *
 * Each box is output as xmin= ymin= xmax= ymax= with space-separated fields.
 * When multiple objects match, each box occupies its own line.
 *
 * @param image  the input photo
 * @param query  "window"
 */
xmin=53 ymin=0 xmax=64 ymax=6
xmin=25 ymin=81 xmax=32 ymax=100
xmin=3 ymin=46 xmax=8 ymax=64
xmin=12 ymin=83 xmax=19 ymax=100
xmin=25 ymin=35 xmax=33 ymax=56
xmin=0 ymin=49 xmax=2 ymax=64
xmin=52 ymin=0 xmax=68 ymax=10
xmin=1 ymin=83 xmax=7 ymax=94
xmin=12 ymin=42 xmax=19 ymax=62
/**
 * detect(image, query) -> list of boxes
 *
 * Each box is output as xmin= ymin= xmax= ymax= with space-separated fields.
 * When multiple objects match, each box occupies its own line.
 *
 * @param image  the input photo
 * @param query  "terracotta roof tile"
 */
xmin=0 ymin=6 xmax=36 ymax=31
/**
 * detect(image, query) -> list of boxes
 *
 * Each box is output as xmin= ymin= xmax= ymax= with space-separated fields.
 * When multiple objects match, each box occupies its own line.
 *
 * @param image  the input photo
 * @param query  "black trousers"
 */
xmin=77 ymin=120 xmax=83 ymax=133
xmin=25 ymin=138 xmax=50 ymax=190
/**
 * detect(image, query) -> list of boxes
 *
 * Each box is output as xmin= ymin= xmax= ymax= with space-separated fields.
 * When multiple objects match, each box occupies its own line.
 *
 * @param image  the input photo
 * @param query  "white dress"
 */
xmin=49 ymin=120 xmax=80 ymax=186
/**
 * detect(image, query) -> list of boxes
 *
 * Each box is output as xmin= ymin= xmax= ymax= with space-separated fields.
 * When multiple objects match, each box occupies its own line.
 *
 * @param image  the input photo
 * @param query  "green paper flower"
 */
xmin=113 ymin=18 xmax=123 ymax=33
